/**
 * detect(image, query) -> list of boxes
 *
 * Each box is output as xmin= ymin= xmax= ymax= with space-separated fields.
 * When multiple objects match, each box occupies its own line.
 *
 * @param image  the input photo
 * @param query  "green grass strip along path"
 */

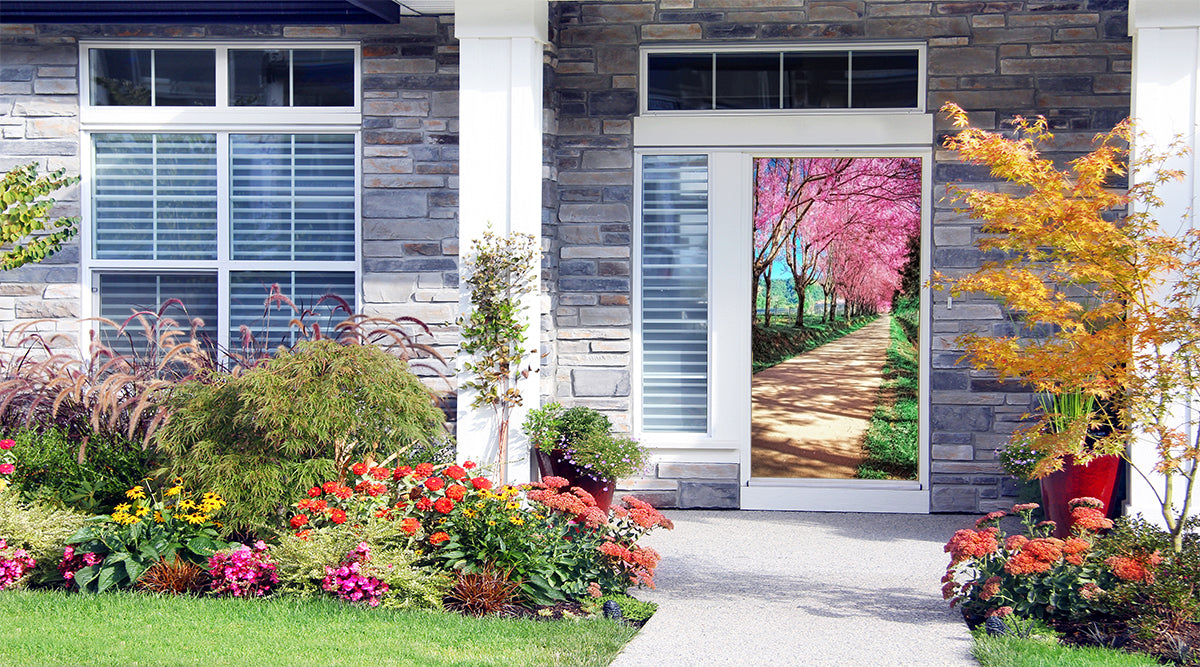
xmin=0 ymin=590 xmax=637 ymax=667
xmin=973 ymin=633 xmax=1160 ymax=667
xmin=857 ymin=304 xmax=919 ymax=480
xmin=752 ymin=314 xmax=879 ymax=374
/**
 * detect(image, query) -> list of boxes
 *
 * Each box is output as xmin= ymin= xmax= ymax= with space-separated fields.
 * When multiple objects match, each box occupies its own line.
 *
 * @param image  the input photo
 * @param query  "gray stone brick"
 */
xmin=571 ymin=369 xmax=630 ymax=397
xmin=679 ymin=481 xmax=739 ymax=509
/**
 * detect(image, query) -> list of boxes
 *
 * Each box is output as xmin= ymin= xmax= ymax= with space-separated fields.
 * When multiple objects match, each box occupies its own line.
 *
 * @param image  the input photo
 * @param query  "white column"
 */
xmin=1127 ymin=0 xmax=1200 ymax=524
xmin=455 ymin=0 xmax=548 ymax=482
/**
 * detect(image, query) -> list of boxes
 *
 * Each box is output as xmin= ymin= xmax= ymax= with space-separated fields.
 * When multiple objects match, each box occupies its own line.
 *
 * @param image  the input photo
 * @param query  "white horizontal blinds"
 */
xmin=641 ymin=155 xmax=710 ymax=433
xmin=97 ymin=273 xmax=219 ymax=342
xmin=229 ymin=271 xmax=355 ymax=349
xmin=92 ymin=133 xmax=218 ymax=260
xmin=230 ymin=134 xmax=356 ymax=261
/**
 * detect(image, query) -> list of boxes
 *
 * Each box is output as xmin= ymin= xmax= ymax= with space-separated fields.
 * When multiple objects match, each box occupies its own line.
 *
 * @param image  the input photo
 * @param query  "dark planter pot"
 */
xmin=534 ymin=449 xmax=615 ymax=513
xmin=1039 ymin=454 xmax=1121 ymax=539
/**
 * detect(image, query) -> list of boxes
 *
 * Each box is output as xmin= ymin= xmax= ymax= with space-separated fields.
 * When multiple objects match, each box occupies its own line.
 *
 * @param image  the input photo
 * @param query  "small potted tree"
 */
xmin=522 ymin=403 xmax=649 ymax=513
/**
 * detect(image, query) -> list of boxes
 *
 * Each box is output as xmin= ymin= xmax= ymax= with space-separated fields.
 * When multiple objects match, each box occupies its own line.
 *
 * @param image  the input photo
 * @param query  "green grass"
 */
xmin=0 ymin=590 xmax=638 ymax=667
xmin=751 ymin=314 xmax=878 ymax=373
xmin=973 ymin=634 xmax=1161 ymax=667
xmin=857 ymin=304 xmax=919 ymax=480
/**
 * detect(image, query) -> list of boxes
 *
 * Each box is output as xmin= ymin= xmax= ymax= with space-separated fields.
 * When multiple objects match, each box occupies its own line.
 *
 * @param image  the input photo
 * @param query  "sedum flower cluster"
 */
xmin=208 ymin=541 xmax=278 ymax=598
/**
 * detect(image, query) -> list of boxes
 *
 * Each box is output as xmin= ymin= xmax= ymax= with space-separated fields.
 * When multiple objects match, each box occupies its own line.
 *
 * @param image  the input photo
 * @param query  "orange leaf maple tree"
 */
xmin=934 ymin=102 xmax=1198 ymax=551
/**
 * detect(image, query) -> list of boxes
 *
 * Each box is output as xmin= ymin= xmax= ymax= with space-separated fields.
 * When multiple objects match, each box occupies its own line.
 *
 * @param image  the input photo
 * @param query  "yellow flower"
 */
xmin=165 ymin=485 xmax=182 ymax=497
xmin=178 ymin=500 xmax=197 ymax=511
xmin=505 ymin=502 xmax=519 ymax=511
xmin=508 ymin=516 xmax=524 ymax=526
xmin=462 ymin=508 xmax=477 ymax=518
xmin=134 ymin=506 xmax=149 ymax=517
xmin=487 ymin=520 xmax=497 ymax=526
xmin=113 ymin=503 xmax=131 ymax=513
xmin=153 ymin=510 xmax=164 ymax=523
xmin=125 ymin=486 xmax=146 ymax=500
xmin=185 ymin=513 xmax=207 ymax=525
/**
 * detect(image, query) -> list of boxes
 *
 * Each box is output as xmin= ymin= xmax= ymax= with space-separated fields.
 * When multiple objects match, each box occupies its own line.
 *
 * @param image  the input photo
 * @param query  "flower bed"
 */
xmin=943 ymin=500 xmax=1199 ymax=664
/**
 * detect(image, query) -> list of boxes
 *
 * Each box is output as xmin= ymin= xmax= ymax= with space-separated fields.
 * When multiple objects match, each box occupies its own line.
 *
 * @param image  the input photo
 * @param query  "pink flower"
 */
xmin=0 ymin=439 xmax=14 ymax=450
xmin=0 ymin=463 xmax=15 ymax=475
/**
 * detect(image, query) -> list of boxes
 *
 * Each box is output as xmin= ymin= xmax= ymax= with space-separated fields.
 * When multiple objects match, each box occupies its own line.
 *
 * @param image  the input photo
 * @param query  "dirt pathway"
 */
xmin=751 ymin=315 xmax=892 ymax=479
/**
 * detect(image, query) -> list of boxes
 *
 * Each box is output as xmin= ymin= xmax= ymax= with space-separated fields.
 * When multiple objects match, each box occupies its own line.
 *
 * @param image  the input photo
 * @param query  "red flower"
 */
xmin=393 ymin=465 xmax=413 ymax=480
xmin=470 ymin=477 xmax=492 ymax=491
xmin=444 ymin=465 xmax=467 ymax=481
xmin=307 ymin=486 xmax=321 ymax=498
xmin=370 ymin=466 xmax=391 ymax=481
xmin=322 ymin=481 xmax=338 ymax=494
xmin=296 ymin=529 xmax=312 ymax=540
xmin=330 ymin=509 xmax=347 ymax=525
xmin=351 ymin=462 xmax=369 ymax=476
xmin=333 ymin=485 xmax=352 ymax=500
xmin=463 ymin=461 xmax=477 ymax=470
xmin=374 ymin=508 xmax=391 ymax=519
xmin=354 ymin=480 xmax=371 ymax=493
xmin=400 ymin=517 xmax=420 ymax=535
xmin=433 ymin=497 xmax=454 ymax=514
xmin=368 ymin=482 xmax=386 ymax=497
xmin=415 ymin=462 xmax=434 ymax=477
xmin=429 ymin=531 xmax=449 ymax=545
xmin=415 ymin=497 xmax=433 ymax=511
xmin=289 ymin=514 xmax=308 ymax=529
xmin=425 ymin=476 xmax=445 ymax=492
xmin=445 ymin=484 xmax=467 ymax=501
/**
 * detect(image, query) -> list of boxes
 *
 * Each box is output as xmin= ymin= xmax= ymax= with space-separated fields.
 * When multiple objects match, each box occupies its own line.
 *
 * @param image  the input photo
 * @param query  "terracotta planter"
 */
xmin=1039 ymin=454 xmax=1120 ymax=539
xmin=534 ymin=449 xmax=615 ymax=513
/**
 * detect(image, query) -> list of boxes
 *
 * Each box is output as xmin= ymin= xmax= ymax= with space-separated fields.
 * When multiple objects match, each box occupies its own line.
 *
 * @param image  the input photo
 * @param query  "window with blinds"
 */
xmin=230 ymin=134 xmax=355 ymax=261
xmin=93 ymin=133 xmax=218 ymax=260
xmin=640 ymin=155 xmax=710 ymax=433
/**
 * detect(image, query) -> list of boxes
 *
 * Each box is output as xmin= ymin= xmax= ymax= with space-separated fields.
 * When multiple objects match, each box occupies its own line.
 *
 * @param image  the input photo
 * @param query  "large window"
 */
xmin=644 ymin=46 xmax=922 ymax=113
xmin=81 ymin=42 xmax=360 ymax=352
xmin=639 ymin=155 xmax=710 ymax=433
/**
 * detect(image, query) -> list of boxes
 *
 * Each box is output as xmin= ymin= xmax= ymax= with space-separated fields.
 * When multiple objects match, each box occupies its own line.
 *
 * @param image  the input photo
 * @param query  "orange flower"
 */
xmin=944 ymin=528 xmax=999 ymax=564
xmin=1070 ymin=506 xmax=1113 ymax=533
xmin=979 ymin=576 xmax=1001 ymax=601
xmin=429 ymin=531 xmax=449 ymax=545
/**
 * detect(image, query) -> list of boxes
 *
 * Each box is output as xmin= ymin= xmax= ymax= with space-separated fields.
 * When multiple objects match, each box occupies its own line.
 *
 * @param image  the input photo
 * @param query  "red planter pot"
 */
xmin=1039 ymin=454 xmax=1120 ymax=539
xmin=534 ymin=449 xmax=615 ymax=513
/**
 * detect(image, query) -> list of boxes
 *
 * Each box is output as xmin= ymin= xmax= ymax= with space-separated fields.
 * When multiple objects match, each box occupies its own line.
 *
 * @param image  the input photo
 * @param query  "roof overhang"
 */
xmin=0 ymin=0 xmax=456 ymax=24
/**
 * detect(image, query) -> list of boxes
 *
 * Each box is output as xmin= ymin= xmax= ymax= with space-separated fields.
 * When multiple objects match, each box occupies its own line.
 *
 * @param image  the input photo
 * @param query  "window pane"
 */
xmin=230 ymin=134 xmax=356 ymax=261
xmin=97 ymin=272 xmax=218 ymax=344
xmin=93 ymin=133 xmax=218 ymax=260
xmin=640 ymin=155 xmax=709 ymax=433
xmin=851 ymin=51 xmax=919 ymax=109
xmin=647 ymin=54 xmax=712 ymax=111
xmin=783 ymin=52 xmax=849 ymax=109
xmin=292 ymin=49 xmax=354 ymax=107
xmin=229 ymin=271 xmax=355 ymax=349
xmin=715 ymin=53 xmax=779 ymax=110
xmin=153 ymin=50 xmax=215 ymax=106
xmin=90 ymin=49 xmax=152 ymax=106
xmin=229 ymin=49 xmax=291 ymax=107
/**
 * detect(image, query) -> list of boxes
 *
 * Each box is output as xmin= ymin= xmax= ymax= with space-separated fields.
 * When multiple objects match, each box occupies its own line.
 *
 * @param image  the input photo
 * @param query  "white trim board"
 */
xmin=742 ymin=484 xmax=930 ymax=513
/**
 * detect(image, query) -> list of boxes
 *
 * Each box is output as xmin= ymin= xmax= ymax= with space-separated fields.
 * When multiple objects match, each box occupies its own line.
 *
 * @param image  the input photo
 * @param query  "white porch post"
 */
xmin=454 ymin=0 xmax=547 ymax=482
xmin=1127 ymin=0 xmax=1200 ymax=524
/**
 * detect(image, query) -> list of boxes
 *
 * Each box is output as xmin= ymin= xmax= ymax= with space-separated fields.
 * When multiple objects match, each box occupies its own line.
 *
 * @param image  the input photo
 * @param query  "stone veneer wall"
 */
xmin=545 ymin=0 xmax=1131 ymax=511
xmin=0 ymin=19 xmax=461 ymax=380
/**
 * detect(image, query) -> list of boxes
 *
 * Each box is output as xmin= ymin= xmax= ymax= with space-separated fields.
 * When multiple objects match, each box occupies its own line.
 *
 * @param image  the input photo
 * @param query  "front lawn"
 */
xmin=0 ymin=590 xmax=637 ymax=667
xmin=973 ymin=633 xmax=1160 ymax=667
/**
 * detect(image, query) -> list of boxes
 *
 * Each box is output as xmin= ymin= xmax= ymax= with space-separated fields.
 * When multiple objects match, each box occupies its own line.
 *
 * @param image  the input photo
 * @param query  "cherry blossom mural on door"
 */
xmin=751 ymin=157 xmax=922 ymax=480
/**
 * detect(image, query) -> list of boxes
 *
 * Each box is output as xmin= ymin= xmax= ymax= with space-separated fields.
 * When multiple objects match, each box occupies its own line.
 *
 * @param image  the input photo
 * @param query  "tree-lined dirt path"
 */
xmin=751 ymin=315 xmax=892 ymax=478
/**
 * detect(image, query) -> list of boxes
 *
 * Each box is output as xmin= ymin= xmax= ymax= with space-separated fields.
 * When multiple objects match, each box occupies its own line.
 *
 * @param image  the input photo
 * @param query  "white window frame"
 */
xmin=78 ymin=40 xmax=362 ymax=354
xmin=640 ymin=42 xmax=927 ymax=117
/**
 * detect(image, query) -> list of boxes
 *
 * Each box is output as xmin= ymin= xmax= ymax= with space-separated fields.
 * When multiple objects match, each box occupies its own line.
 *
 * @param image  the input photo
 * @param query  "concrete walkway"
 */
xmin=609 ymin=510 xmax=977 ymax=667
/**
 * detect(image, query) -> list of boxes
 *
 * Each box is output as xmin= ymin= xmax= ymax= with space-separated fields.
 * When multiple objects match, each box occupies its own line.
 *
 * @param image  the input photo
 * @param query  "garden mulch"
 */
xmin=609 ymin=509 xmax=976 ymax=666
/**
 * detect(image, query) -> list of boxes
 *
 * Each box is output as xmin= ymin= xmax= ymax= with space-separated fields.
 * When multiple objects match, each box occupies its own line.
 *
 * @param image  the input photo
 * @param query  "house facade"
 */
xmin=0 ymin=0 xmax=1195 ymax=517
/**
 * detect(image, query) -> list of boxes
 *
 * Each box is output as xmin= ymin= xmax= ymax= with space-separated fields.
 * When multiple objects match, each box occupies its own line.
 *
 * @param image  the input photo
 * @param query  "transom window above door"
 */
xmin=643 ymin=45 xmax=923 ymax=113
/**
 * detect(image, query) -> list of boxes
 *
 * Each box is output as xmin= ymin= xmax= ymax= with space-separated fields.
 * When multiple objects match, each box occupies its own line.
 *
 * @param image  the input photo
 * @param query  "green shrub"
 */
xmin=157 ymin=340 xmax=448 ymax=536
xmin=0 ymin=488 xmax=88 ymax=586
xmin=5 ymin=427 xmax=152 ymax=513
xmin=597 ymin=593 xmax=657 ymax=623
xmin=271 ymin=520 xmax=448 ymax=610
